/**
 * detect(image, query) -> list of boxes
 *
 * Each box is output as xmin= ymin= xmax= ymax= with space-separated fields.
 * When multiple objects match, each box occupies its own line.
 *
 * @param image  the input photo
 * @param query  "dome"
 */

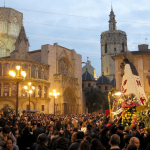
xmin=82 ymin=71 xmax=95 ymax=81
xmin=96 ymin=75 xmax=110 ymax=84
xmin=110 ymin=78 xmax=116 ymax=86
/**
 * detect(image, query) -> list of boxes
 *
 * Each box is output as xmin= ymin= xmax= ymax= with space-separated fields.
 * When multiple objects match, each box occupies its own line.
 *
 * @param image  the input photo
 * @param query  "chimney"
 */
xmin=138 ymin=44 xmax=148 ymax=51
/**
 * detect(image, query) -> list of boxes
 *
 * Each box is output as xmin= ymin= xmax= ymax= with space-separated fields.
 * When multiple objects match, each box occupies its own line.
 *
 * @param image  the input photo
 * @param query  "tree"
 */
xmin=84 ymin=86 xmax=107 ymax=113
xmin=1 ymin=104 xmax=15 ymax=115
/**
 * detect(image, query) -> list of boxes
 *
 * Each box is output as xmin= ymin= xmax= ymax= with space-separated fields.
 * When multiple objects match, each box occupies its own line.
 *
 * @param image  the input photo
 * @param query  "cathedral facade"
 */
xmin=0 ymin=8 xmax=82 ymax=114
xmin=0 ymin=7 xmax=23 ymax=57
xmin=101 ymin=8 xmax=127 ymax=80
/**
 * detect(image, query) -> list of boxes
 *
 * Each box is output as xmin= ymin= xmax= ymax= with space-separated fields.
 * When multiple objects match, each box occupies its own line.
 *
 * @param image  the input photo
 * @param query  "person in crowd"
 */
xmin=68 ymin=131 xmax=84 ymax=150
xmin=127 ymin=144 xmax=137 ymax=150
xmin=0 ymin=126 xmax=18 ymax=150
xmin=84 ymin=136 xmax=92 ymax=145
xmin=64 ymin=123 xmax=71 ymax=140
xmin=78 ymin=140 xmax=89 ymax=150
xmin=129 ymin=137 xmax=140 ymax=150
xmin=109 ymin=134 xmax=121 ymax=150
xmin=49 ymin=131 xmax=59 ymax=150
xmin=123 ymin=135 xmax=132 ymax=150
xmin=35 ymin=133 xmax=49 ymax=150
xmin=56 ymin=137 xmax=68 ymax=150
xmin=3 ymin=138 xmax=16 ymax=150
xmin=33 ymin=123 xmax=44 ymax=143
xmin=90 ymin=138 xmax=106 ymax=150
xmin=71 ymin=132 xmax=77 ymax=143
xmin=116 ymin=125 xmax=125 ymax=149
xmin=99 ymin=126 xmax=110 ymax=150
xmin=84 ymin=125 xmax=98 ymax=139
xmin=46 ymin=125 xmax=54 ymax=142
xmin=19 ymin=126 xmax=33 ymax=150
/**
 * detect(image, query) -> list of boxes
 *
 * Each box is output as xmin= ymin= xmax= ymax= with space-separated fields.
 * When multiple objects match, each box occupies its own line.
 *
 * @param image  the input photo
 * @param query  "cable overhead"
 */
xmin=17 ymin=7 xmax=150 ymax=25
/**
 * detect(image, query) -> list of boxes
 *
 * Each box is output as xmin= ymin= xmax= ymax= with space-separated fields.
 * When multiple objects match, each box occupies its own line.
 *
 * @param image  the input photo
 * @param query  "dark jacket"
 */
xmin=116 ymin=132 xmax=124 ymax=149
xmin=64 ymin=130 xmax=71 ymax=140
xmin=99 ymin=133 xmax=110 ymax=150
xmin=33 ymin=128 xmax=44 ymax=143
xmin=68 ymin=140 xmax=82 ymax=150
xmin=49 ymin=135 xmax=59 ymax=150
xmin=35 ymin=144 xmax=49 ymax=150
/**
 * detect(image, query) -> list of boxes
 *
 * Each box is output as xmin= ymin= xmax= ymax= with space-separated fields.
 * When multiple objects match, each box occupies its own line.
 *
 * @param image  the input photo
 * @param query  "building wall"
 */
xmin=113 ymin=53 xmax=150 ymax=98
xmin=0 ymin=7 xmax=23 ymax=57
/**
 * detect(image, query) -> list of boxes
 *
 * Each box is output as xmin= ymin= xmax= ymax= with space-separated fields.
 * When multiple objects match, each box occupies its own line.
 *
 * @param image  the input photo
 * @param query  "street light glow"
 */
xmin=28 ymin=82 xmax=31 ymax=86
xmin=29 ymin=90 xmax=32 ymax=94
xmin=32 ymin=86 xmax=35 ymax=90
xmin=115 ymin=92 xmax=121 ymax=96
xmin=24 ymin=86 xmax=28 ymax=90
xmin=16 ymin=66 xmax=20 ymax=70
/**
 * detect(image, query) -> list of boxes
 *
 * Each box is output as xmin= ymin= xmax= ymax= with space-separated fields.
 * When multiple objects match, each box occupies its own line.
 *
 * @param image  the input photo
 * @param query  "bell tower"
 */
xmin=101 ymin=7 xmax=127 ymax=81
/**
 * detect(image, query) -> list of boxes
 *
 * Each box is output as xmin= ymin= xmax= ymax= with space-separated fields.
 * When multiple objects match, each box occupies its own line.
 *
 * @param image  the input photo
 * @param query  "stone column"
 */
xmin=1 ymin=63 xmax=3 ymax=77
xmin=9 ymin=83 xmax=11 ymax=96
xmin=1 ymin=82 xmax=3 ymax=96
xmin=41 ymin=84 xmax=44 ymax=98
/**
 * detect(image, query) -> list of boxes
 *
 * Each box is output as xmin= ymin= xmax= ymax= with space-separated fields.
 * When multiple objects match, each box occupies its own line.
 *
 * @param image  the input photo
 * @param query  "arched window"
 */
xmin=0 ymin=63 xmax=2 ymax=76
xmin=3 ymin=83 xmax=9 ymax=96
xmin=11 ymin=84 xmax=17 ymax=97
xmin=12 ymin=63 xmax=16 ymax=70
xmin=31 ymin=85 xmax=35 ymax=97
xmin=38 ymin=66 xmax=41 ymax=79
xmin=58 ymin=59 xmax=69 ymax=76
xmin=22 ymin=64 xmax=28 ymax=77
xmin=0 ymin=14 xmax=7 ymax=34
xmin=44 ymin=67 xmax=48 ymax=80
xmin=44 ymin=86 xmax=47 ymax=98
xmin=21 ymin=85 xmax=27 ymax=97
xmin=0 ymin=41 xmax=6 ymax=57
xmin=38 ymin=85 xmax=41 ymax=98
xmin=105 ymin=43 xmax=107 ymax=53
xmin=10 ymin=17 xmax=20 ymax=37
xmin=3 ymin=63 xmax=10 ymax=76
xmin=122 ymin=43 xmax=124 ymax=52
xmin=31 ymin=65 xmax=35 ymax=78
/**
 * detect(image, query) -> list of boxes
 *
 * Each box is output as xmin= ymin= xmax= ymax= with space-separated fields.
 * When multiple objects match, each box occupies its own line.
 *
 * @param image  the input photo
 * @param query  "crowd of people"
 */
xmin=0 ymin=113 xmax=149 ymax=150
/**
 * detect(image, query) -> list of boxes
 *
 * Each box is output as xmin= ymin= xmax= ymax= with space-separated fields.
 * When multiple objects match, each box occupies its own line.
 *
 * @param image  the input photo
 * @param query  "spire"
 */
xmin=15 ymin=26 xmax=29 ymax=45
xmin=109 ymin=6 xmax=117 ymax=30
xmin=111 ymin=1 xmax=113 ymax=11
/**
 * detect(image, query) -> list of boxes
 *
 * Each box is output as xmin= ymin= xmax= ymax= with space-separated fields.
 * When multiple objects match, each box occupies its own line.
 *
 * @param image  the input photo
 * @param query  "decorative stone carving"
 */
xmin=58 ymin=59 xmax=69 ymax=76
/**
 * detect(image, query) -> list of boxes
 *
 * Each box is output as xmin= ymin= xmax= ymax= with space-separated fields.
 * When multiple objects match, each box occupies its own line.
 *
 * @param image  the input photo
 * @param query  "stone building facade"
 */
xmin=0 ymin=7 xmax=23 ymax=57
xmin=0 ymin=25 xmax=82 ymax=114
xmin=112 ymin=44 xmax=150 ymax=98
xmin=101 ymin=8 xmax=127 ymax=80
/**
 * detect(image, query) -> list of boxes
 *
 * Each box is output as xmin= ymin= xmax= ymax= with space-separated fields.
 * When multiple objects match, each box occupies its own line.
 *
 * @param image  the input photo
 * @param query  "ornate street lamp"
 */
xmin=49 ymin=89 xmax=60 ymax=115
xmin=9 ymin=65 xmax=26 ymax=115
xmin=24 ymin=82 xmax=35 ymax=114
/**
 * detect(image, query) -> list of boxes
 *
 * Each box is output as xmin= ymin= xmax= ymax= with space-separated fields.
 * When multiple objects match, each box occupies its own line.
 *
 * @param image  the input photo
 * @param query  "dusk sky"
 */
xmin=1 ymin=0 xmax=150 ymax=76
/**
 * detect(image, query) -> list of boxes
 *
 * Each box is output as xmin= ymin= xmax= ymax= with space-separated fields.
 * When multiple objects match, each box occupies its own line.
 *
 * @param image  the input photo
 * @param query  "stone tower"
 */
xmin=101 ymin=7 xmax=127 ymax=80
xmin=0 ymin=7 xmax=23 ymax=57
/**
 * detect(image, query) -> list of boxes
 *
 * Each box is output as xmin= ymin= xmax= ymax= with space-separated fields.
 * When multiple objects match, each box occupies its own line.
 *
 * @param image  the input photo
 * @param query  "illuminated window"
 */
xmin=10 ymin=17 xmax=20 ymax=37
xmin=3 ymin=83 xmax=9 ymax=96
xmin=0 ymin=14 xmax=7 ymax=34
xmin=38 ymin=85 xmax=41 ymax=98
xmin=3 ymin=63 xmax=10 ymax=76
xmin=38 ymin=66 xmax=41 ymax=78
xmin=0 ymin=41 xmax=6 ymax=57
xmin=44 ymin=86 xmax=47 ymax=98
xmin=11 ymin=84 xmax=17 ymax=97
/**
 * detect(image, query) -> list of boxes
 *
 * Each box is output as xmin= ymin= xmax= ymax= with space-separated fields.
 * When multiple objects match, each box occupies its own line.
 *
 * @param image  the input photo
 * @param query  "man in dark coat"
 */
xmin=64 ymin=123 xmax=71 ymax=140
xmin=35 ymin=133 xmax=49 ymax=150
xmin=33 ymin=123 xmax=44 ymax=143
xmin=68 ymin=131 xmax=84 ymax=150
xmin=116 ymin=126 xmax=124 ymax=149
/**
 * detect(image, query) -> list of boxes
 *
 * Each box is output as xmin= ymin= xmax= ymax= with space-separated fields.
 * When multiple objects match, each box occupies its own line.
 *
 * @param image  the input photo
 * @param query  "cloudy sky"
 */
xmin=1 ymin=0 xmax=150 ymax=76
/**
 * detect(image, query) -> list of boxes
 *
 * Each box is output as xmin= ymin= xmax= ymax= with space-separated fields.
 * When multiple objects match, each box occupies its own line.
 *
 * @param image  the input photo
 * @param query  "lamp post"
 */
xmin=24 ymin=82 xmax=35 ymax=114
xmin=9 ymin=66 xmax=26 ymax=115
xmin=49 ymin=89 xmax=60 ymax=115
